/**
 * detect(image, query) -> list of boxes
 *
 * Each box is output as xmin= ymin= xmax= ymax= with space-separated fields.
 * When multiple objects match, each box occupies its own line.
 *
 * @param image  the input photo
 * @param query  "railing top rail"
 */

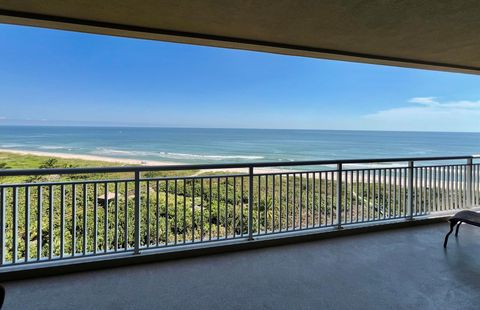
xmin=0 ymin=155 xmax=476 ymax=177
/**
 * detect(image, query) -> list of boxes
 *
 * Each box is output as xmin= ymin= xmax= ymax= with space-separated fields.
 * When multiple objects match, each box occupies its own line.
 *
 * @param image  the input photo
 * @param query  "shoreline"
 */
xmin=0 ymin=148 xmax=288 ymax=174
xmin=1 ymin=148 xmax=458 ymax=186
xmin=0 ymin=148 xmax=181 ymax=166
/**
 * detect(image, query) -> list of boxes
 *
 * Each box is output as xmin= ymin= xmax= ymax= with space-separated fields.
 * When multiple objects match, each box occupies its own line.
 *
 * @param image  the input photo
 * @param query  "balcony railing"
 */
xmin=0 ymin=155 xmax=479 ymax=269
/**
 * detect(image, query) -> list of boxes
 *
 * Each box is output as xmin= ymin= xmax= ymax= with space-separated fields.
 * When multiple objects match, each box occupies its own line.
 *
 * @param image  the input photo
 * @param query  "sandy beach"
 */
xmin=0 ymin=148 xmax=180 ymax=166
xmin=0 ymin=148 xmax=288 ymax=174
xmin=0 ymin=148 xmax=464 ymax=187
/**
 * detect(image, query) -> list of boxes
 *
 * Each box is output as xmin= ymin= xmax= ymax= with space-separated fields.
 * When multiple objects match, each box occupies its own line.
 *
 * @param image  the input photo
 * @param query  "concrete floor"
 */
xmin=3 ymin=222 xmax=480 ymax=309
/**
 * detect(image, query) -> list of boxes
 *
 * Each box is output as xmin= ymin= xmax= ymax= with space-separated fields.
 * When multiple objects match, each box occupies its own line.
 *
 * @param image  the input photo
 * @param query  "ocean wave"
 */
xmin=92 ymin=148 xmax=264 ymax=161
xmin=0 ymin=143 xmax=25 ymax=148
xmin=408 ymin=150 xmax=428 ymax=155
xmin=159 ymin=152 xmax=264 ymax=160
xmin=39 ymin=145 xmax=73 ymax=150
xmin=344 ymin=162 xmax=407 ymax=169
xmin=93 ymin=148 xmax=142 ymax=156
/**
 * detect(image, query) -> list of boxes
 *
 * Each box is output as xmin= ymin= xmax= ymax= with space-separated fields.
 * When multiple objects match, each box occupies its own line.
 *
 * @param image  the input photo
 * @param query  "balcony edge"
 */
xmin=0 ymin=215 xmax=449 ymax=282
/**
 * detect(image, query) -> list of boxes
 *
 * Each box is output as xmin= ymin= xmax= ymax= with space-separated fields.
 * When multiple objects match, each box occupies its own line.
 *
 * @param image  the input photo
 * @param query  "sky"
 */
xmin=1 ymin=23 xmax=480 ymax=132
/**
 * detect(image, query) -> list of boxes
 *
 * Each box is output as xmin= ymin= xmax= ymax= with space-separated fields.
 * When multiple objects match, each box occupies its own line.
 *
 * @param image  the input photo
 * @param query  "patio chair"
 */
xmin=444 ymin=210 xmax=480 ymax=248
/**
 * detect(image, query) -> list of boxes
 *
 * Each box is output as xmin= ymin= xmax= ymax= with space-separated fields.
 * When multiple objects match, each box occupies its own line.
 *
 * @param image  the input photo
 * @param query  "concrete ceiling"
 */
xmin=1 ymin=1 xmax=480 ymax=74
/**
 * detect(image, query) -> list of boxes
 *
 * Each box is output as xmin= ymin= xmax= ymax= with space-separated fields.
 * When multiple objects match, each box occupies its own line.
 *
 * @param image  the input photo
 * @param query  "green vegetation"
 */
xmin=0 ymin=151 xmax=119 ymax=170
xmin=0 ymin=151 xmax=444 ymax=264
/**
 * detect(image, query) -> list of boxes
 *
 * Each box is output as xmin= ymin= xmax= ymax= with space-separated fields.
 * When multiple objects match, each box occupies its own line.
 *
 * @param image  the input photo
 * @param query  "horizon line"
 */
xmin=1 ymin=123 xmax=480 ymax=134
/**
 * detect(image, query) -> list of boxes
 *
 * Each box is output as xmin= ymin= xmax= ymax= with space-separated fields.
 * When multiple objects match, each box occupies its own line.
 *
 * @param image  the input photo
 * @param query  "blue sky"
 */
xmin=1 ymin=23 xmax=480 ymax=132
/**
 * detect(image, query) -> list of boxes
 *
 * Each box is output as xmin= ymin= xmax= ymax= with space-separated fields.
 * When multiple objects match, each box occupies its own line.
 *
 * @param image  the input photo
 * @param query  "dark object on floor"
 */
xmin=0 ymin=284 xmax=4 ymax=309
xmin=444 ymin=210 xmax=480 ymax=248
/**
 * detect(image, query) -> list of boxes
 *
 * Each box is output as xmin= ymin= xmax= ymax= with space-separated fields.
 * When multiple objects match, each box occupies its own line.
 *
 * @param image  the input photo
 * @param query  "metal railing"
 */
xmin=0 ymin=155 xmax=478 ymax=267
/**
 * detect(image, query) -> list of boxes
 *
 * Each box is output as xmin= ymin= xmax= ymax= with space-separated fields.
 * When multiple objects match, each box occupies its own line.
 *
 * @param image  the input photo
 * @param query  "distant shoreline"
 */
xmin=0 ymin=148 xmax=451 ymax=185
xmin=0 ymin=148 xmax=288 ymax=174
xmin=0 ymin=148 xmax=181 ymax=166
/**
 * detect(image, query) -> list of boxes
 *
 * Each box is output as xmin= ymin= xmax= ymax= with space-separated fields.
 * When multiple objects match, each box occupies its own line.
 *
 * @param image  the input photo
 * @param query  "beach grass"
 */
xmin=0 ymin=151 xmax=125 ymax=170
xmin=0 ymin=151 xmax=200 ymax=183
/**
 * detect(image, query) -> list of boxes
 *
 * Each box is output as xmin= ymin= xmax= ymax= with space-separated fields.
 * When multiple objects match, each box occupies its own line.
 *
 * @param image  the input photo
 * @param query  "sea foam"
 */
xmin=92 ymin=148 xmax=264 ymax=161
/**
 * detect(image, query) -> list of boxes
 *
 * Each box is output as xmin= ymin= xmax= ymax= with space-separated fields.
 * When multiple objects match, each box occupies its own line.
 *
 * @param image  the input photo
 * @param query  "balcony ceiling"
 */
xmin=1 ymin=1 xmax=480 ymax=74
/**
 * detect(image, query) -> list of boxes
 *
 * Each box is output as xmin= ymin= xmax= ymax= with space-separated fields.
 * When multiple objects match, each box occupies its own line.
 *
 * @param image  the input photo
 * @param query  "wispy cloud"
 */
xmin=364 ymin=97 xmax=480 ymax=132
xmin=0 ymin=116 xmax=6 ymax=120
xmin=407 ymin=97 xmax=480 ymax=109
xmin=408 ymin=97 xmax=438 ymax=106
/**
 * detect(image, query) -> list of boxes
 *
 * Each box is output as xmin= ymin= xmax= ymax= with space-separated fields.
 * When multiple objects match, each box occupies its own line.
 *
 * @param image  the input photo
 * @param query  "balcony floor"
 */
xmin=3 ymin=222 xmax=480 ymax=309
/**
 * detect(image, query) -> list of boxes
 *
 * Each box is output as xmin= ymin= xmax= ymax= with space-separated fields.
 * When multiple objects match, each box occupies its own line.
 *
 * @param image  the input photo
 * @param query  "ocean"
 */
xmin=0 ymin=126 xmax=479 ymax=165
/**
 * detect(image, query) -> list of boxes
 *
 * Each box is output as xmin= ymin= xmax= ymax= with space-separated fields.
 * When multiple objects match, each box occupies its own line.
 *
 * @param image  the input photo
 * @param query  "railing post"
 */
xmin=407 ymin=161 xmax=414 ymax=220
xmin=336 ymin=163 xmax=342 ymax=229
xmin=467 ymin=157 xmax=473 ymax=207
xmin=134 ymin=170 xmax=141 ymax=254
xmin=248 ymin=166 xmax=254 ymax=240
